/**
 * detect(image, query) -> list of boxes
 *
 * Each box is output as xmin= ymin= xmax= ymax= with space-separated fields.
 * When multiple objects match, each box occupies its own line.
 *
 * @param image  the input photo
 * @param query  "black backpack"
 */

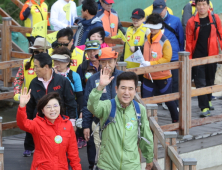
xmin=67 ymin=70 xmax=75 ymax=90
xmin=194 ymin=12 xmax=222 ymax=40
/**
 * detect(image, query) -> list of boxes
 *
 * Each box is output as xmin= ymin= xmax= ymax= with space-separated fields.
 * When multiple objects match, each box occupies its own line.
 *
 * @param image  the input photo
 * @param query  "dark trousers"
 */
xmin=87 ymin=127 xmax=96 ymax=168
xmin=143 ymin=77 xmax=179 ymax=122
xmin=193 ymin=63 xmax=217 ymax=110
xmin=171 ymin=68 xmax=179 ymax=107
xmin=24 ymin=132 xmax=34 ymax=150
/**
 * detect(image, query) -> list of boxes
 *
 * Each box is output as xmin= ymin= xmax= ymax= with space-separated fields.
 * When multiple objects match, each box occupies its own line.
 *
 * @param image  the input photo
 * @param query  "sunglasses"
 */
xmin=86 ymin=42 xmax=100 ymax=47
xmin=57 ymin=43 xmax=69 ymax=47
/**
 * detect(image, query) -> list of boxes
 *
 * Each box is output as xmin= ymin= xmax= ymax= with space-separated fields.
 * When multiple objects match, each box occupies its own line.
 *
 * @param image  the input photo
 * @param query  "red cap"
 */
xmin=98 ymin=47 xmax=118 ymax=60
xmin=103 ymin=0 xmax=114 ymax=4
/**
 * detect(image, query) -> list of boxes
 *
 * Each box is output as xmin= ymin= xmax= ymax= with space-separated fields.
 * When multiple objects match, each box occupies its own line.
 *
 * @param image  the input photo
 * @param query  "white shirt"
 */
xmin=50 ymin=0 xmax=77 ymax=31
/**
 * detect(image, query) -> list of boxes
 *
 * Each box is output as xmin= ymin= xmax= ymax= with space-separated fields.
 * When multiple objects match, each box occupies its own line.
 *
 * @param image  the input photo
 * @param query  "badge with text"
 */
xmin=54 ymin=135 xmax=63 ymax=144
xmin=125 ymin=122 xmax=134 ymax=131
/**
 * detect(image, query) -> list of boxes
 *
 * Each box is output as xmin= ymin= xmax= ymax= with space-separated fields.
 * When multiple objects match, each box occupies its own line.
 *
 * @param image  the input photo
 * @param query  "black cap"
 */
xmin=131 ymin=8 xmax=145 ymax=19
xmin=153 ymin=0 xmax=166 ymax=14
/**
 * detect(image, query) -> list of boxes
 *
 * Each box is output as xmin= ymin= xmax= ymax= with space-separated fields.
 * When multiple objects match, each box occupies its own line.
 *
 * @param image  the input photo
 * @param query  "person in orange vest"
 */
xmin=96 ymin=0 xmax=126 ymax=46
xmin=20 ymin=0 xmax=50 ymax=47
xmin=140 ymin=13 xmax=178 ymax=123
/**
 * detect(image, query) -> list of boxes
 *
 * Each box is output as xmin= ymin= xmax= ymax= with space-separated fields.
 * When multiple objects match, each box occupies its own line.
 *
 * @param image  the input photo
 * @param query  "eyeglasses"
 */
xmin=34 ymin=51 xmax=44 ymax=55
xmin=44 ymin=104 xmax=60 ymax=110
xmin=86 ymin=42 xmax=100 ymax=47
xmin=57 ymin=43 xmax=69 ymax=47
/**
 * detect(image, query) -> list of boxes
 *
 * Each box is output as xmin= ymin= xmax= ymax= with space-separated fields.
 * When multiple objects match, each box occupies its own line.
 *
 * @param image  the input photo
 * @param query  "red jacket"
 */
xmin=186 ymin=10 xmax=222 ymax=59
xmin=16 ymin=106 xmax=82 ymax=170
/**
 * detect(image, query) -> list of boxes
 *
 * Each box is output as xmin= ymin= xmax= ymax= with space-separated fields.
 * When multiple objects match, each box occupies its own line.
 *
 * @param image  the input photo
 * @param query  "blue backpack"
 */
xmin=101 ymin=99 xmax=150 ymax=144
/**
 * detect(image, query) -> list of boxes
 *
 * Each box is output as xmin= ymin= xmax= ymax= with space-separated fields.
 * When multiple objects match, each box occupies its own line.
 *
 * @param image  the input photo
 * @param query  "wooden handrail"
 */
xmin=126 ymin=62 xmax=180 ymax=75
xmin=0 ymin=8 xmax=20 ymax=26
xmin=2 ymin=121 xmax=18 ymax=131
xmin=11 ymin=0 xmax=23 ymax=9
xmin=0 ymin=91 xmax=14 ymax=100
xmin=168 ymin=146 xmax=183 ymax=170
xmin=161 ymin=114 xmax=222 ymax=132
xmin=142 ymin=92 xmax=179 ymax=104
xmin=191 ymin=84 xmax=222 ymax=97
xmin=11 ymin=51 xmax=30 ymax=59
xmin=149 ymin=117 xmax=165 ymax=147
xmin=0 ymin=59 xmax=25 ymax=69
xmin=191 ymin=54 xmax=222 ymax=67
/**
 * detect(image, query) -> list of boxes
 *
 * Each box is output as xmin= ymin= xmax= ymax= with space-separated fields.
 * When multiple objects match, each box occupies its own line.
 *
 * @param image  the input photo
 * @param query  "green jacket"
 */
xmin=87 ymin=88 xmax=154 ymax=170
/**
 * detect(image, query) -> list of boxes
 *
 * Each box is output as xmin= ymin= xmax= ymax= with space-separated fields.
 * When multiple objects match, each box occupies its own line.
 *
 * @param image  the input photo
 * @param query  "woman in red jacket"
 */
xmin=16 ymin=87 xmax=82 ymax=170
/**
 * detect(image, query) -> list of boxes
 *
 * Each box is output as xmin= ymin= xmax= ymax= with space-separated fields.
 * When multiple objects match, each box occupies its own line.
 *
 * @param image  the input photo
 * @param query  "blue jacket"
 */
xmin=73 ymin=16 xmax=103 ymax=46
xmin=164 ymin=12 xmax=184 ymax=61
xmin=82 ymin=68 xmax=123 ymax=129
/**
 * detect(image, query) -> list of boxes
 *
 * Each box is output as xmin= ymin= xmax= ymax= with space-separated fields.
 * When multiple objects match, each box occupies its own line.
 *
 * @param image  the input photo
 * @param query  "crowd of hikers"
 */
xmin=14 ymin=0 xmax=222 ymax=169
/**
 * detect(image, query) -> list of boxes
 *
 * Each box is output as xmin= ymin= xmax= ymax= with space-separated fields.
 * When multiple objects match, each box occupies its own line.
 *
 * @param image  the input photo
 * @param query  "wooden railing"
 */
xmin=133 ymin=94 xmax=197 ymax=170
xmin=0 ymin=14 xmax=211 ymax=170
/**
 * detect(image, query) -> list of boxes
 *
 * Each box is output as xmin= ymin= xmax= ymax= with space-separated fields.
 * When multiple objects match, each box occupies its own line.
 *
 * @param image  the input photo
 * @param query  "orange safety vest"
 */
xmin=98 ymin=9 xmax=118 ymax=47
xmin=143 ymin=32 xmax=171 ymax=80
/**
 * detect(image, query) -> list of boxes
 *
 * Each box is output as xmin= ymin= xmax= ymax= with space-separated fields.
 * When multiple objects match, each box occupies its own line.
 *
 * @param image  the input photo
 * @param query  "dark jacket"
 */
xmin=82 ymin=68 xmax=123 ymax=129
xmin=73 ymin=16 xmax=103 ymax=46
xmin=27 ymin=71 xmax=77 ymax=119
xmin=164 ymin=12 xmax=184 ymax=61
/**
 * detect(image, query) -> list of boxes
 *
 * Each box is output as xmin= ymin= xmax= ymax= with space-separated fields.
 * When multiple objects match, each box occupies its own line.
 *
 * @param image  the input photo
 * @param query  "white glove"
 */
xmin=76 ymin=118 xmax=83 ymax=129
xmin=142 ymin=61 xmax=151 ymax=66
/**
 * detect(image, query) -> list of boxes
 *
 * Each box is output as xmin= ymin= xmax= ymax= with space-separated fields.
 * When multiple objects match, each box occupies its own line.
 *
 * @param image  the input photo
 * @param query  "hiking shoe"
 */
xmin=162 ymin=103 xmax=168 ymax=110
xmin=209 ymin=101 xmax=214 ymax=110
xmin=23 ymin=150 xmax=34 ymax=157
xmin=200 ymin=108 xmax=211 ymax=117
xmin=77 ymin=138 xmax=83 ymax=149
xmin=82 ymin=139 xmax=87 ymax=147
xmin=211 ymin=96 xmax=217 ymax=100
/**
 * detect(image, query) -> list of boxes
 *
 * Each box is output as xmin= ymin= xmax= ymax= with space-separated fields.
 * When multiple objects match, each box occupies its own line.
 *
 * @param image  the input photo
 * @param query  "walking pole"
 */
xmin=149 ymin=73 xmax=153 ymax=83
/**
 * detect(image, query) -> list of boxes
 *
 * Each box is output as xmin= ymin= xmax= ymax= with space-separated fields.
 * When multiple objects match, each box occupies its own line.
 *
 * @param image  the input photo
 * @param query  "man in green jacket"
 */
xmin=87 ymin=70 xmax=154 ymax=170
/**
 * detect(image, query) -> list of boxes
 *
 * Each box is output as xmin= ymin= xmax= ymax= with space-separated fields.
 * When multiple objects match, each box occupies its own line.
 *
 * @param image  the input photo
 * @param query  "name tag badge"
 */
xmin=95 ymin=79 xmax=100 ymax=87
xmin=125 ymin=122 xmax=133 ymax=131
xmin=152 ymin=51 xmax=157 ymax=58
xmin=54 ymin=135 xmax=63 ymax=144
